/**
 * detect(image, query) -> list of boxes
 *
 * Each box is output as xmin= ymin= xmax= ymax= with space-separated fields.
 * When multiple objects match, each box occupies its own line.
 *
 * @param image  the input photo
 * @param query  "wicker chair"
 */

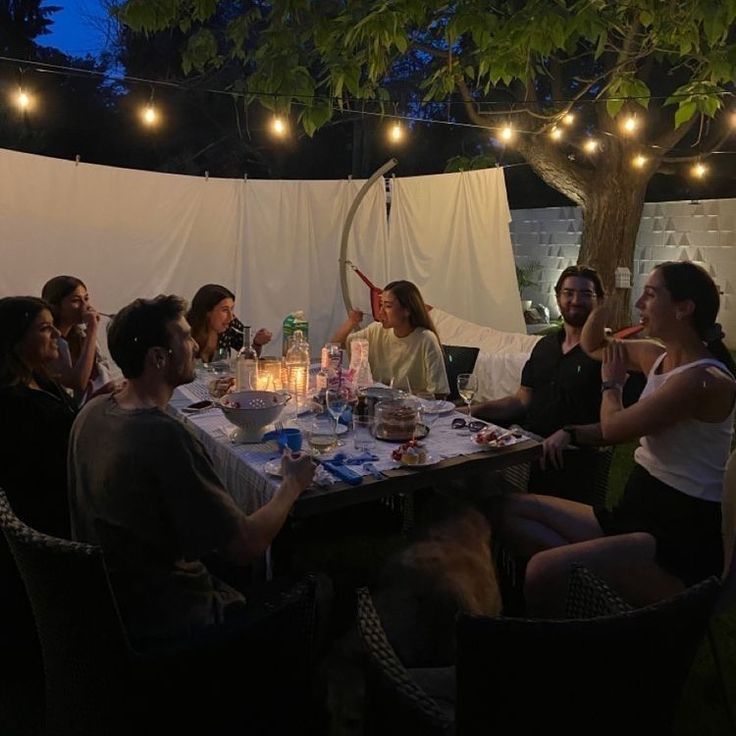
xmin=0 ymin=490 xmax=318 ymax=736
xmin=442 ymin=345 xmax=480 ymax=402
xmin=456 ymin=573 xmax=720 ymax=736
xmin=354 ymin=565 xmax=638 ymax=736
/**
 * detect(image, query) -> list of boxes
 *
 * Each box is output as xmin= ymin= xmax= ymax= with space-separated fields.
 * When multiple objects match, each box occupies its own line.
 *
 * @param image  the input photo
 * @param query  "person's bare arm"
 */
xmin=54 ymin=309 xmax=100 ymax=392
xmin=471 ymin=386 xmax=533 ymax=425
xmin=598 ymin=341 xmax=734 ymax=444
xmin=226 ymin=452 xmax=314 ymax=564
xmin=330 ymin=309 xmax=364 ymax=347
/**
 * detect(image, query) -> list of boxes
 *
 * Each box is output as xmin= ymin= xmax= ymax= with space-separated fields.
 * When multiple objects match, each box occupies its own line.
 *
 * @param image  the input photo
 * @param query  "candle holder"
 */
xmin=259 ymin=357 xmax=283 ymax=391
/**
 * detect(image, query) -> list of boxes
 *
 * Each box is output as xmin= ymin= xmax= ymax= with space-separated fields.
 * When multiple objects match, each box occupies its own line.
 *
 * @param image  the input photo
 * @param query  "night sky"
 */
xmin=38 ymin=1 xmax=112 ymax=58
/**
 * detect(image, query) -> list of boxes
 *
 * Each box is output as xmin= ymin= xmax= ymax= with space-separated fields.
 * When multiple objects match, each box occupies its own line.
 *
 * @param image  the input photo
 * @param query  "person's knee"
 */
xmin=524 ymin=549 xmax=570 ymax=617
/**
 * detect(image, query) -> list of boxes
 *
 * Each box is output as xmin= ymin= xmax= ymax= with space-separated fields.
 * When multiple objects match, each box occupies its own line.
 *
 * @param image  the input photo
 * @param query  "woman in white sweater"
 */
xmin=331 ymin=280 xmax=449 ymax=396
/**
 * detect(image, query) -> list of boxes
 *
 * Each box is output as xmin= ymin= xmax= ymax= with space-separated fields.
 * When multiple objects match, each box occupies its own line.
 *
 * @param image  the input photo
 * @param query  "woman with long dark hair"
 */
xmin=186 ymin=284 xmax=272 ymax=363
xmin=0 ymin=297 xmax=77 ymax=536
xmin=41 ymin=275 xmax=114 ymax=404
xmin=331 ymin=279 xmax=449 ymax=395
xmin=501 ymin=261 xmax=736 ymax=616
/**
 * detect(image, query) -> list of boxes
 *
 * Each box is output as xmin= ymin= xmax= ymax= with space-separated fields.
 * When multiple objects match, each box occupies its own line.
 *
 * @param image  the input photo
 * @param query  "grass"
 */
xmin=606 ymin=443 xmax=736 ymax=735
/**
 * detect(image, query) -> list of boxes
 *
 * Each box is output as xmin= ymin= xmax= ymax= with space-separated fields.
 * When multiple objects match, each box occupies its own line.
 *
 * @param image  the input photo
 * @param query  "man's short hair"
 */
xmin=554 ymin=265 xmax=605 ymax=299
xmin=108 ymin=295 xmax=187 ymax=379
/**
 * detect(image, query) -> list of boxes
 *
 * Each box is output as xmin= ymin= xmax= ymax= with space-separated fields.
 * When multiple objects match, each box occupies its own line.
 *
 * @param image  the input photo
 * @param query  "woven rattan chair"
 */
xmin=456 ymin=573 xmax=720 ymax=736
xmin=0 ymin=490 xmax=318 ymax=736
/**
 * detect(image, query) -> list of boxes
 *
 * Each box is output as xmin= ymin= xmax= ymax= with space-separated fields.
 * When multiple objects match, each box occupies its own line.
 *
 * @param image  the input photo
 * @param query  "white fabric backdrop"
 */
xmin=387 ymin=168 xmax=525 ymax=333
xmin=0 ymin=147 xmax=520 ymax=362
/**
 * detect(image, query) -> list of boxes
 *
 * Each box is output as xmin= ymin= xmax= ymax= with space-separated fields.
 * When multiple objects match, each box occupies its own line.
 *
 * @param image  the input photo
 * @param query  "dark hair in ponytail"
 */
xmin=655 ymin=261 xmax=736 ymax=376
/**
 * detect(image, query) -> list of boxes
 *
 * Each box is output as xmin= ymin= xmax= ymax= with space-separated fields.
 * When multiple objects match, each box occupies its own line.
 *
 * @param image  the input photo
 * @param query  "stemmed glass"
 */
xmin=415 ymin=390 xmax=440 ymax=432
xmin=456 ymin=373 xmax=478 ymax=435
xmin=325 ymin=386 xmax=350 ymax=446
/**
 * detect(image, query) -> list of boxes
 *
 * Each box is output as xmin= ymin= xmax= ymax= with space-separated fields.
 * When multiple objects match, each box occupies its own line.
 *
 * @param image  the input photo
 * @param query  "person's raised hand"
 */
xmin=348 ymin=309 xmax=364 ymax=326
xmin=253 ymin=328 xmax=272 ymax=347
xmin=602 ymin=339 xmax=629 ymax=386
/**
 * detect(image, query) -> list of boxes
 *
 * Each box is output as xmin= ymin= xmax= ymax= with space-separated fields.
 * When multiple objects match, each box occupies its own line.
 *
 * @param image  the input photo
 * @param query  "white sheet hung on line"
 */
xmin=386 ymin=168 xmax=525 ymax=334
xmin=0 ymin=147 xmax=521 ymax=364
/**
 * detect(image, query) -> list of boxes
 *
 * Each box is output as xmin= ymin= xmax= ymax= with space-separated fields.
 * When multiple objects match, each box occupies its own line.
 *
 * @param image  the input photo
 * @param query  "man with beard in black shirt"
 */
xmin=473 ymin=265 xmax=608 ymax=502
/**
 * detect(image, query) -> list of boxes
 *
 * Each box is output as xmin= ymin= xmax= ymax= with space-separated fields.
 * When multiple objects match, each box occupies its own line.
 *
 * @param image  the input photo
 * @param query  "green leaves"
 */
xmin=666 ymin=80 xmax=724 ymax=127
xmin=182 ymin=28 xmax=219 ymax=74
xmin=605 ymin=75 xmax=650 ymax=118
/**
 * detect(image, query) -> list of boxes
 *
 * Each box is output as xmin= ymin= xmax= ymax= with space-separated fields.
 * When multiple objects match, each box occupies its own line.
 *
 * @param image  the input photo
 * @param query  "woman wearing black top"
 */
xmin=186 ymin=284 xmax=272 ymax=363
xmin=0 ymin=297 xmax=77 ymax=537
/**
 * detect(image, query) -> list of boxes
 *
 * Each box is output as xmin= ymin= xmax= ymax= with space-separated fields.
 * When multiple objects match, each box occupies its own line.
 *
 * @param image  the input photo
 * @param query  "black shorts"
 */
xmin=594 ymin=463 xmax=723 ymax=586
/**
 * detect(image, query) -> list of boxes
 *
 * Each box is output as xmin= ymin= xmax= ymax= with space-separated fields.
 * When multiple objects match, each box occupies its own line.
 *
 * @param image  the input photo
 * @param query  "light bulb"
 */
xmin=16 ymin=91 xmax=31 ymax=110
xmin=622 ymin=116 xmax=638 ymax=134
xmin=271 ymin=116 xmax=286 ymax=136
xmin=389 ymin=122 xmax=403 ymax=142
xmin=499 ymin=125 xmax=514 ymax=143
xmin=632 ymin=154 xmax=647 ymax=169
xmin=142 ymin=105 xmax=157 ymax=125
xmin=691 ymin=162 xmax=707 ymax=178
xmin=562 ymin=112 xmax=575 ymax=126
xmin=549 ymin=126 xmax=563 ymax=141
xmin=583 ymin=138 xmax=598 ymax=153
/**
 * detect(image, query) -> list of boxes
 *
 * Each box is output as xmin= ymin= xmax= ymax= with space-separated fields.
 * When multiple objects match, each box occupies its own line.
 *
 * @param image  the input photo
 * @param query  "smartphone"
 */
xmin=182 ymin=400 xmax=214 ymax=412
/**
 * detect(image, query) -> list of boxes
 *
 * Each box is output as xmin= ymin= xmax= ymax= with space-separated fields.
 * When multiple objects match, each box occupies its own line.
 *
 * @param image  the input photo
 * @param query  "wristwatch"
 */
xmin=601 ymin=380 xmax=624 ymax=393
xmin=562 ymin=425 xmax=577 ymax=445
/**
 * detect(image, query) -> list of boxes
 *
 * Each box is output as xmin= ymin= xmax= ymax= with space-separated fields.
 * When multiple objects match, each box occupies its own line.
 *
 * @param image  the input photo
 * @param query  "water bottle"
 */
xmin=284 ymin=329 xmax=310 ymax=409
xmin=235 ymin=326 xmax=259 ymax=390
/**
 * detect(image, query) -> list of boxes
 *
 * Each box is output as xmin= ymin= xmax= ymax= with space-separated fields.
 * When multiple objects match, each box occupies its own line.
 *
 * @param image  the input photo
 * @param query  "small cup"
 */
xmin=353 ymin=416 xmax=376 ymax=452
xmin=278 ymin=427 xmax=303 ymax=453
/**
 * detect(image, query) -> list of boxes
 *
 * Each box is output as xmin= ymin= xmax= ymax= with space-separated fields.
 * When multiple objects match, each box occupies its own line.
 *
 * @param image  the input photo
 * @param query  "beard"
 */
xmin=559 ymin=303 xmax=592 ymax=328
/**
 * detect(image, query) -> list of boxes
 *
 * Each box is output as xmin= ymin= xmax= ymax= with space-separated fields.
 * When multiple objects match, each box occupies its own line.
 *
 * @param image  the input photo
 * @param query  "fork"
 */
xmin=274 ymin=420 xmax=287 ymax=450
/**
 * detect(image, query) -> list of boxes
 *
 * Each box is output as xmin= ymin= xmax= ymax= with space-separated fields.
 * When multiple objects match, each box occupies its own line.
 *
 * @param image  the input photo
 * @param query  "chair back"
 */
xmin=442 ymin=345 xmax=480 ymax=401
xmin=0 ymin=491 xmax=140 ymax=735
xmin=356 ymin=587 xmax=453 ymax=735
xmin=455 ymin=574 xmax=720 ymax=736
xmin=722 ymin=448 xmax=736 ymax=581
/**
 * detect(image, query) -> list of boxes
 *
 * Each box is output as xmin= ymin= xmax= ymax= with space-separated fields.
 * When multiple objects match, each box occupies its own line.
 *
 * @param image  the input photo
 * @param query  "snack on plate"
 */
xmin=473 ymin=426 xmax=518 ymax=448
xmin=392 ymin=439 xmax=428 ymax=465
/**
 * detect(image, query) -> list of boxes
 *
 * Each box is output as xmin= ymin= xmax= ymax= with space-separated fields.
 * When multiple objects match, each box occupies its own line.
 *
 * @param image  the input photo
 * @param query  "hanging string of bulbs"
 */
xmin=5 ymin=53 xmax=735 ymax=181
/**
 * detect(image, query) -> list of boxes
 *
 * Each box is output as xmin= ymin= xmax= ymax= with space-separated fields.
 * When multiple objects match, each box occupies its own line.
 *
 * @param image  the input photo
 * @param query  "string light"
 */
xmin=141 ymin=104 xmax=158 ymax=126
xmin=549 ymin=126 xmax=563 ymax=141
xmin=632 ymin=154 xmax=648 ymax=169
xmin=15 ymin=89 xmax=32 ymax=111
xmin=583 ymin=138 xmax=598 ymax=154
xmin=388 ymin=121 xmax=403 ymax=142
xmin=691 ymin=162 xmax=707 ymax=178
xmin=621 ymin=116 xmax=639 ymax=135
xmin=499 ymin=124 xmax=514 ymax=143
xmin=271 ymin=115 xmax=287 ymax=137
xmin=562 ymin=112 xmax=575 ymax=126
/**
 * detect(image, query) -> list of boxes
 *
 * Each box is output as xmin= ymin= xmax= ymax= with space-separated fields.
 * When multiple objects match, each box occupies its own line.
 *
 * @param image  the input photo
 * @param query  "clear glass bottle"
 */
xmin=285 ymin=329 xmax=310 ymax=410
xmin=235 ymin=325 xmax=259 ymax=390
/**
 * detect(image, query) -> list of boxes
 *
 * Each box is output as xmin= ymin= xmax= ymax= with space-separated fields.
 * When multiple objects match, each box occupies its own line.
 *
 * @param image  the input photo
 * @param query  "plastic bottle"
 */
xmin=235 ymin=326 xmax=259 ymax=390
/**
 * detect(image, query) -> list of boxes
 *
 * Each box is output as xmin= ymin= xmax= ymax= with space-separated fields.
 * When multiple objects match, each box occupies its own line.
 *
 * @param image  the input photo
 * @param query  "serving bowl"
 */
xmin=219 ymin=390 xmax=291 ymax=443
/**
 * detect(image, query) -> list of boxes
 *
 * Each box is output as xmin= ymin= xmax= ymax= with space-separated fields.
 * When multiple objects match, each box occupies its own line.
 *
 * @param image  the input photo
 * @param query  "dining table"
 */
xmin=169 ymin=379 xmax=543 ymax=520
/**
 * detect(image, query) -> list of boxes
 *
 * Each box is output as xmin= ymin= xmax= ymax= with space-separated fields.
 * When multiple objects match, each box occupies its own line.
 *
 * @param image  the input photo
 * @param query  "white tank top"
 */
xmin=634 ymin=354 xmax=735 ymax=502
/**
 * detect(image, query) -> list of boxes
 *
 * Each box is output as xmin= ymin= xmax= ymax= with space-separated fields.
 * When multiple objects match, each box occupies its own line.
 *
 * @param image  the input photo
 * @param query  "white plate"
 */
xmin=399 ymin=454 xmax=440 ymax=468
xmin=297 ymin=421 xmax=348 ymax=436
xmin=471 ymin=430 xmax=526 ymax=451
xmin=264 ymin=458 xmax=333 ymax=485
xmin=419 ymin=400 xmax=455 ymax=415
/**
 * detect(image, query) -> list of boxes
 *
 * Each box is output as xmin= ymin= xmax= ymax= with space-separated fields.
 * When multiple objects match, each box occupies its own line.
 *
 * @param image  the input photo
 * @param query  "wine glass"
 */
xmin=456 ymin=373 xmax=478 ymax=435
xmin=325 ymin=386 xmax=350 ymax=445
xmin=353 ymin=416 xmax=376 ymax=452
xmin=390 ymin=375 xmax=412 ymax=395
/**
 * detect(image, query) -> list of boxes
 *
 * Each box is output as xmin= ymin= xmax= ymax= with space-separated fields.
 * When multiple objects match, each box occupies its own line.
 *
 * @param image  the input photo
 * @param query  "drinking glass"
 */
xmin=304 ymin=417 xmax=338 ymax=455
xmin=326 ymin=386 xmax=350 ymax=445
xmin=390 ymin=376 xmax=412 ymax=395
xmin=456 ymin=373 xmax=478 ymax=435
xmin=415 ymin=390 xmax=440 ymax=430
xmin=353 ymin=416 xmax=376 ymax=452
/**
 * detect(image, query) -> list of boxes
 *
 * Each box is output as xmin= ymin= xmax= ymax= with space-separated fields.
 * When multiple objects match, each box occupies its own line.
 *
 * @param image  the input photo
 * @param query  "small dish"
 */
xmin=418 ymin=400 xmax=455 ymax=415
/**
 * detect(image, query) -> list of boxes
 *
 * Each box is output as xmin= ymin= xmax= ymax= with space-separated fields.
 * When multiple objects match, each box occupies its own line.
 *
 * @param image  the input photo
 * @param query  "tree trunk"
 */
xmin=579 ymin=171 xmax=649 ymax=330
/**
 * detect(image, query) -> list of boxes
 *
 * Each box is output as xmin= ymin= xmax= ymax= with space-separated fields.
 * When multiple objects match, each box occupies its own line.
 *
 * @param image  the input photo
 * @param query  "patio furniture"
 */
xmin=0 ymin=490 xmax=318 ymax=736
xmin=442 ymin=345 xmax=480 ymax=402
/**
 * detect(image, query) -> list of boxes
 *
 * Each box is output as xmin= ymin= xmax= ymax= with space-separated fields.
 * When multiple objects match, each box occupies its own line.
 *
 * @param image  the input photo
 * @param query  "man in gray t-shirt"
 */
xmin=68 ymin=295 xmax=314 ymax=645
